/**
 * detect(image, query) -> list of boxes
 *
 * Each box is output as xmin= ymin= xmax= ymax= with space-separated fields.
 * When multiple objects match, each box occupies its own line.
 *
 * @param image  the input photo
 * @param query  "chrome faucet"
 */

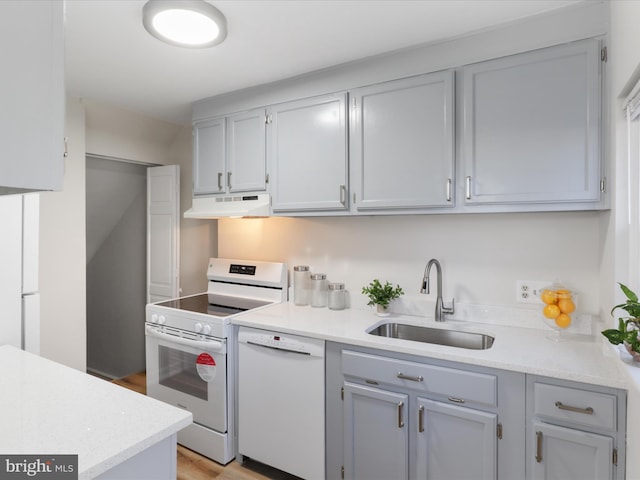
xmin=420 ymin=259 xmax=455 ymax=322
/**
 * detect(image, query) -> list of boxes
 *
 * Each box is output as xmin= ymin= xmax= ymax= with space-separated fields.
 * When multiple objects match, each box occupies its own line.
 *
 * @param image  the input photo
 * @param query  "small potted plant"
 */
xmin=601 ymin=283 xmax=640 ymax=361
xmin=362 ymin=279 xmax=404 ymax=316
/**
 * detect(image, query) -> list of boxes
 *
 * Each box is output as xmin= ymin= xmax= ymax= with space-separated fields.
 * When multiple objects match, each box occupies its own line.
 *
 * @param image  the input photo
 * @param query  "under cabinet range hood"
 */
xmin=184 ymin=193 xmax=271 ymax=219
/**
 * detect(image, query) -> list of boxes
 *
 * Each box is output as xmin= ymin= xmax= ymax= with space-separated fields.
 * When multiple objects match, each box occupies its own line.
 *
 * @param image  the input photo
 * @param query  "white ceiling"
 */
xmin=65 ymin=0 xmax=584 ymax=126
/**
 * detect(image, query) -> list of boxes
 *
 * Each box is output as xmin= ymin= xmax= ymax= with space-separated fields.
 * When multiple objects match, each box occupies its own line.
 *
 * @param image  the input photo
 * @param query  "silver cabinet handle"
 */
xmin=465 ymin=176 xmax=471 ymax=200
xmin=217 ymin=172 xmax=223 ymax=191
xmin=397 ymin=401 xmax=404 ymax=428
xmin=227 ymin=172 xmax=232 ymax=189
xmin=535 ymin=431 xmax=543 ymax=463
xmin=448 ymin=396 xmax=465 ymax=404
xmin=397 ymin=372 xmax=423 ymax=382
xmin=446 ymin=178 xmax=452 ymax=202
xmin=418 ymin=405 xmax=425 ymax=433
xmin=340 ymin=184 xmax=347 ymax=206
xmin=555 ymin=401 xmax=594 ymax=415
xmin=63 ymin=137 xmax=69 ymax=158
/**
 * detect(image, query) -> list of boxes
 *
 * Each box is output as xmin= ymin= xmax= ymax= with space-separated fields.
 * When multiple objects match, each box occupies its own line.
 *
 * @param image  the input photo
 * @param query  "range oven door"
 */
xmin=145 ymin=324 xmax=227 ymax=433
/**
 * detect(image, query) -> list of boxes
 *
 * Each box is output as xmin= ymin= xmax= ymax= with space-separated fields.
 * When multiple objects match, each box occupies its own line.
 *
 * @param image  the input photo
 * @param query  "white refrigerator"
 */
xmin=0 ymin=193 xmax=39 ymax=353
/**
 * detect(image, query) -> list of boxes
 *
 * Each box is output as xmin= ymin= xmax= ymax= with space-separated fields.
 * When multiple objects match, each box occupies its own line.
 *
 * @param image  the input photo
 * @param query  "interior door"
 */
xmin=147 ymin=165 xmax=180 ymax=303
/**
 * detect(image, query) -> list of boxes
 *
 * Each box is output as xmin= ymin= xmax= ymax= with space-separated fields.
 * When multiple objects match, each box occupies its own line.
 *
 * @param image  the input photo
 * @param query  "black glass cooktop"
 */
xmin=156 ymin=293 xmax=272 ymax=317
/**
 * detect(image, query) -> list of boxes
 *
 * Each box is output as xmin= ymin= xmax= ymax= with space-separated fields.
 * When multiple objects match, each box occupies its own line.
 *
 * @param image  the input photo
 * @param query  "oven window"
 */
xmin=158 ymin=345 xmax=208 ymax=401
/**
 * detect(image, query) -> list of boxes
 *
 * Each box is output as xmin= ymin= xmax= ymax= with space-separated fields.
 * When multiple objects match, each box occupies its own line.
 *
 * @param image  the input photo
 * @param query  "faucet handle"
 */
xmin=442 ymin=298 xmax=455 ymax=316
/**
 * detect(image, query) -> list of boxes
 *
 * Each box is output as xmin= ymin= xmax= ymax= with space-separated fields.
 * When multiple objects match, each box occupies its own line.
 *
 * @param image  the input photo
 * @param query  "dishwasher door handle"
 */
xmin=246 ymin=340 xmax=311 ymax=355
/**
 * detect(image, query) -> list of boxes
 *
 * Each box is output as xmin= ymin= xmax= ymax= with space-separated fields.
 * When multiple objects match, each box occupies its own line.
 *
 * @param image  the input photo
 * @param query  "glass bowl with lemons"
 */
xmin=540 ymin=282 xmax=577 ymax=341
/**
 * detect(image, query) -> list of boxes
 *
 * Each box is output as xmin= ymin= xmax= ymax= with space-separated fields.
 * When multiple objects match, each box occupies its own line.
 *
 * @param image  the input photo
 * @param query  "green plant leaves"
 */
xmin=362 ymin=279 xmax=404 ymax=308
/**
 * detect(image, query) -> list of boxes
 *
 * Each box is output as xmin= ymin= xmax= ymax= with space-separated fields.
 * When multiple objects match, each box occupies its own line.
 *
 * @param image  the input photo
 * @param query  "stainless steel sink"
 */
xmin=367 ymin=322 xmax=494 ymax=350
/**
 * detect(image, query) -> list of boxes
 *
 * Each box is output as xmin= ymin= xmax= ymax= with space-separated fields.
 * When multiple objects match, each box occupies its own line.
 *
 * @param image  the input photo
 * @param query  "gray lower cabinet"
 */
xmin=527 ymin=376 xmax=626 ymax=480
xmin=327 ymin=343 xmax=525 ymax=480
xmin=416 ymin=398 xmax=497 ymax=480
xmin=327 ymin=344 xmax=627 ymax=480
xmin=343 ymin=382 xmax=409 ymax=480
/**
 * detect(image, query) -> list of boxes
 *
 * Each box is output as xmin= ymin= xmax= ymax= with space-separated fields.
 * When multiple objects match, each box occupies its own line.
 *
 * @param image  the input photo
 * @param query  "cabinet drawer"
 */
xmin=342 ymin=350 xmax=497 ymax=407
xmin=533 ymin=383 xmax=616 ymax=430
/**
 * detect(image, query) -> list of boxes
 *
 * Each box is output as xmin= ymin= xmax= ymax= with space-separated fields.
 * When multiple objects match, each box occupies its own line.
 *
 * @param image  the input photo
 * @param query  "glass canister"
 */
xmin=293 ymin=266 xmax=310 ymax=306
xmin=310 ymin=273 xmax=328 ymax=308
xmin=328 ymin=283 xmax=346 ymax=310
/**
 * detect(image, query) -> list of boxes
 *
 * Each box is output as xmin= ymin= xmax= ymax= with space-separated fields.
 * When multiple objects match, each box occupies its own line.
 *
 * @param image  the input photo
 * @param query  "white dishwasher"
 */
xmin=238 ymin=326 xmax=325 ymax=480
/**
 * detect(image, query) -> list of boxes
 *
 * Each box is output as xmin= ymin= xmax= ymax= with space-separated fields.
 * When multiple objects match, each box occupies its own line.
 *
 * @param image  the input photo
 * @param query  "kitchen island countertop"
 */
xmin=0 ymin=345 xmax=192 ymax=479
xmin=232 ymin=302 xmax=628 ymax=389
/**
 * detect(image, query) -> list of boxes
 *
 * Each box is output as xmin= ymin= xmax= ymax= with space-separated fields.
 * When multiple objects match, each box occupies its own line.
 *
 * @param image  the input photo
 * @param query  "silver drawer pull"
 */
xmin=535 ymin=431 xmax=543 ymax=463
xmin=397 ymin=372 xmax=423 ymax=382
xmin=418 ymin=405 xmax=425 ymax=433
xmin=555 ymin=401 xmax=594 ymax=415
xmin=448 ymin=396 xmax=465 ymax=404
xmin=397 ymin=401 xmax=404 ymax=428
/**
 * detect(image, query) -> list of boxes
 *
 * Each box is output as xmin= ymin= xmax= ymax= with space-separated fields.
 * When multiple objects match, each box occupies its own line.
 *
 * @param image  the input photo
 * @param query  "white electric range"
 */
xmin=145 ymin=258 xmax=287 ymax=464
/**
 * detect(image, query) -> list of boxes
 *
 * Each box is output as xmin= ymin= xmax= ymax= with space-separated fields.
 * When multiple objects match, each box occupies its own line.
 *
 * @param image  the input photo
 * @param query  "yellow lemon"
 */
xmin=543 ymin=304 xmax=561 ymax=319
xmin=558 ymin=298 xmax=576 ymax=314
xmin=555 ymin=313 xmax=572 ymax=329
xmin=540 ymin=289 xmax=558 ymax=305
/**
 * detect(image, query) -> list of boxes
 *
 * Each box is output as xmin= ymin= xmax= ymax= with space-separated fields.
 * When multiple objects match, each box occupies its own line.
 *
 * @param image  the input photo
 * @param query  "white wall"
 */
xmin=39 ymin=97 xmax=87 ymax=371
xmin=219 ymin=212 xmax=601 ymax=314
xmin=39 ymin=98 xmax=215 ymax=370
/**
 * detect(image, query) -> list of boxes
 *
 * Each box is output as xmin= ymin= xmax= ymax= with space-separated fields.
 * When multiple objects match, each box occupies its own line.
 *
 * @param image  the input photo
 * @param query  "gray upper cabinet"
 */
xmin=269 ymin=93 xmax=348 ymax=213
xmin=461 ymin=39 xmax=602 ymax=207
xmin=227 ymin=109 xmax=267 ymax=193
xmin=193 ymin=108 xmax=267 ymax=196
xmin=350 ymin=71 xmax=455 ymax=211
xmin=193 ymin=117 xmax=225 ymax=195
xmin=0 ymin=1 xmax=64 ymax=195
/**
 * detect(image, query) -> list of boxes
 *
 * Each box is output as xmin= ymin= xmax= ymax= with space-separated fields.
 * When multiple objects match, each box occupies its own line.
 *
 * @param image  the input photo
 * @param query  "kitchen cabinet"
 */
xmin=330 ymin=346 xmax=524 ymax=480
xmin=526 ymin=376 xmax=626 ymax=480
xmin=192 ymin=108 xmax=267 ymax=196
xmin=461 ymin=39 xmax=602 ymax=207
xmin=268 ymin=93 xmax=348 ymax=213
xmin=0 ymin=1 xmax=64 ymax=194
xmin=416 ymin=398 xmax=496 ymax=480
xmin=343 ymin=382 xmax=409 ymax=480
xmin=350 ymin=71 xmax=455 ymax=211
xmin=193 ymin=117 xmax=225 ymax=195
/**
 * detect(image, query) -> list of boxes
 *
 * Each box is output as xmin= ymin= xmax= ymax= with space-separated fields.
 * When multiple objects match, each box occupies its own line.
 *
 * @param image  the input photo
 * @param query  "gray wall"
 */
xmin=86 ymin=156 xmax=147 ymax=378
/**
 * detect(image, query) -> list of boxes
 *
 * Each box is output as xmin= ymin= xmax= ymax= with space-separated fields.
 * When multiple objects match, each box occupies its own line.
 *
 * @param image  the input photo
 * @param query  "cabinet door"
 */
xmin=193 ymin=117 xmax=225 ymax=195
xmin=343 ymin=382 xmax=408 ymax=480
xmin=351 ymin=72 xmax=454 ymax=210
xmin=416 ymin=398 xmax=497 ymax=480
xmin=227 ymin=109 xmax=267 ymax=193
xmin=462 ymin=39 xmax=601 ymax=206
xmin=0 ymin=1 xmax=64 ymax=194
xmin=531 ymin=421 xmax=613 ymax=480
xmin=269 ymin=93 xmax=348 ymax=212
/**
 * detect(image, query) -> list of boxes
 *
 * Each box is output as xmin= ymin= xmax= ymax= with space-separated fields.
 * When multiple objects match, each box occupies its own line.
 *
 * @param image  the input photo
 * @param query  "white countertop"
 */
xmin=232 ymin=303 xmax=629 ymax=389
xmin=0 ymin=346 xmax=192 ymax=480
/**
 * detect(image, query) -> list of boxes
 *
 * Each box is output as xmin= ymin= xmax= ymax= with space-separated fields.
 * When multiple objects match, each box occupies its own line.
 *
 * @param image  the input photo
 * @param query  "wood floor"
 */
xmin=110 ymin=372 xmax=298 ymax=480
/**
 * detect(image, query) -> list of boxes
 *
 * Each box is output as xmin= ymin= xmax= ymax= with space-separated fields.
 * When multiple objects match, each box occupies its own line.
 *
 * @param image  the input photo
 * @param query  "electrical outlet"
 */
xmin=516 ymin=280 xmax=550 ymax=304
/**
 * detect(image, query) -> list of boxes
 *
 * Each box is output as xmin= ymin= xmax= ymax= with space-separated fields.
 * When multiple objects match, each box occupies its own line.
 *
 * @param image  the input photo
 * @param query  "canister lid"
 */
xmin=310 ymin=273 xmax=327 ymax=280
xmin=328 ymin=283 xmax=345 ymax=290
xmin=294 ymin=265 xmax=310 ymax=271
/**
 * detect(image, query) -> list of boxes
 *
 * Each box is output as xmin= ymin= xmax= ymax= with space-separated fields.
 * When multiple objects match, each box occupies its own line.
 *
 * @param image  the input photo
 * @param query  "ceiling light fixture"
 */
xmin=142 ymin=0 xmax=227 ymax=48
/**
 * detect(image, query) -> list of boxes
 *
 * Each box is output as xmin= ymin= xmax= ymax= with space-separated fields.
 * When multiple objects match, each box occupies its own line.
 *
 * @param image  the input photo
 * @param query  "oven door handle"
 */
xmin=145 ymin=325 xmax=224 ymax=352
